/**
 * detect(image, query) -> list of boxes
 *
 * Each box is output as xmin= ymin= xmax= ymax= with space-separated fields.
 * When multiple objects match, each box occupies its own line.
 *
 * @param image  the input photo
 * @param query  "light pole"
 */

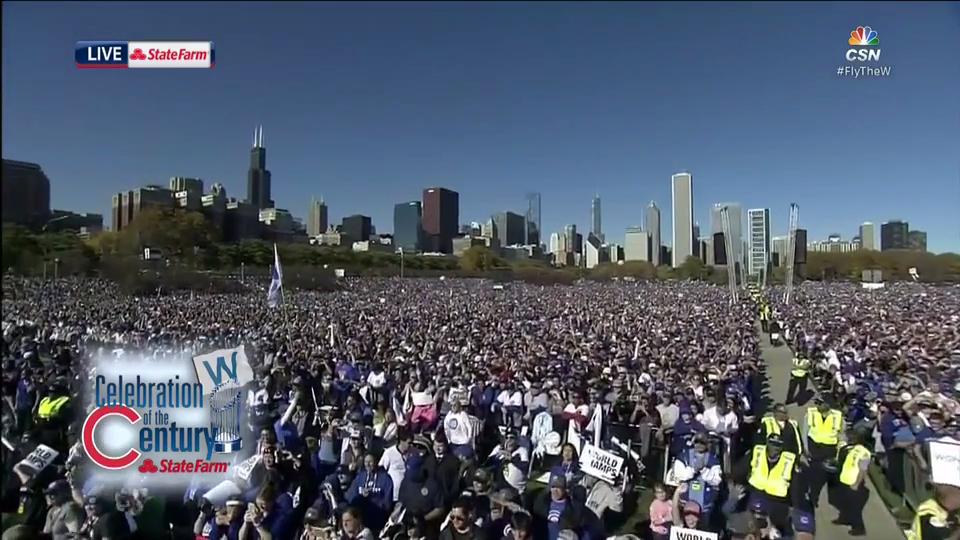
xmin=398 ymin=247 xmax=404 ymax=279
xmin=40 ymin=215 xmax=72 ymax=280
xmin=241 ymin=261 xmax=245 ymax=282
xmin=54 ymin=258 xmax=60 ymax=279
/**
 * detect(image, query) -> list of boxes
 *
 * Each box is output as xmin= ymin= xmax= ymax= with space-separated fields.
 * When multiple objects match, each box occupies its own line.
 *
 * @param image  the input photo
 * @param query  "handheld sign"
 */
xmin=579 ymin=443 xmax=624 ymax=484
xmin=17 ymin=444 xmax=59 ymax=475
xmin=929 ymin=440 xmax=960 ymax=487
xmin=669 ymin=526 xmax=718 ymax=540
xmin=193 ymin=347 xmax=254 ymax=392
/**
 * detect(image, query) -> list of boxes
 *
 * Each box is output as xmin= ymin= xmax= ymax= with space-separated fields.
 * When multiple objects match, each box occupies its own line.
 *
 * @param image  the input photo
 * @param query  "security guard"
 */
xmin=759 ymin=404 xmax=803 ymax=456
xmin=760 ymin=303 xmax=771 ymax=333
xmin=907 ymin=483 xmax=960 ymax=540
xmin=786 ymin=352 xmax=812 ymax=405
xmin=35 ymin=377 xmax=72 ymax=451
xmin=744 ymin=434 xmax=797 ymax=533
xmin=803 ymin=395 xmax=843 ymax=505
xmin=832 ymin=429 xmax=872 ymax=536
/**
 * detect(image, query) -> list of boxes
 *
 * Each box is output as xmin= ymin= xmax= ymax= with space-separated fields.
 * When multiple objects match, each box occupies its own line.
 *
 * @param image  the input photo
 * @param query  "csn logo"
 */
xmin=846 ymin=25 xmax=881 ymax=62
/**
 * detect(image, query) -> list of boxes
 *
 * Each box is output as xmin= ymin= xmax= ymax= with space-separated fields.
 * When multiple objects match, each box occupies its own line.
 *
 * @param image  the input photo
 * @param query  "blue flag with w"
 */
xmin=267 ymin=243 xmax=283 ymax=308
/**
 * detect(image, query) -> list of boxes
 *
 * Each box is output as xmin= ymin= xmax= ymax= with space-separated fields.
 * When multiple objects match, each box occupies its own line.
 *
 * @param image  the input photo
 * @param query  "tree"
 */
xmin=677 ymin=256 xmax=708 ymax=280
xmin=459 ymin=246 xmax=503 ymax=272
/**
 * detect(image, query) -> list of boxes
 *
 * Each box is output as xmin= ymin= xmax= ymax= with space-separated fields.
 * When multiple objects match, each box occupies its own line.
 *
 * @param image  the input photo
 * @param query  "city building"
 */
xmin=393 ymin=201 xmax=422 ymax=252
xmin=169 ymin=177 xmax=203 ymax=196
xmin=809 ymin=235 xmax=858 ymax=253
xmin=881 ymin=220 xmax=909 ymax=251
xmin=492 ymin=211 xmax=526 ymax=246
xmin=909 ymin=230 xmax=927 ymax=252
xmin=201 ymin=183 xmax=228 ymax=232
xmin=699 ymin=236 xmax=715 ymax=266
xmin=549 ymin=232 xmax=561 ymax=254
xmin=313 ymin=228 xmax=345 ymax=247
xmin=259 ymin=208 xmax=295 ymax=234
xmin=224 ymin=199 xmax=260 ymax=242
xmin=671 ymin=172 xmax=694 ymax=267
xmin=584 ymin=233 xmax=607 ymax=269
xmin=246 ymin=126 xmax=273 ymax=210
xmin=692 ymin=223 xmax=701 ymax=258
xmin=422 ymin=187 xmax=459 ymax=254
xmin=307 ymin=197 xmax=329 ymax=237
xmin=171 ymin=177 xmax=204 ymax=212
xmin=771 ymin=236 xmax=788 ymax=267
xmin=646 ymin=202 xmax=661 ymax=265
xmin=525 ymin=192 xmax=541 ymax=246
xmin=353 ymin=240 xmax=392 ymax=253
xmin=46 ymin=210 xmax=103 ymax=234
xmin=608 ymin=243 xmax=624 ymax=263
xmin=564 ymin=224 xmax=578 ymax=255
xmin=452 ymin=235 xmax=489 ymax=257
xmin=747 ymin=208 xmax=771 ymax=276
xmin=624 ymin=227 xmax=650 ymax=262
xmin=2 ymin=159 xmax=51 ymax=228
xmin=591 ymin=195 xmax=603 ymax=242
xmin=859 ymin=222 xmax=877 ymax=251
xmin=112 ymin=185 xmax=176 ymax=232
xmin=710 ymin=203 xmax=744 ymax=269
xmin=341 ymin=214 xmax=372 ymax=243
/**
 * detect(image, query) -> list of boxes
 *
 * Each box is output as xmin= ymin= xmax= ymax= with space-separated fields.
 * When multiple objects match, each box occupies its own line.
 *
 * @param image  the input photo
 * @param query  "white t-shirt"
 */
xmin=367 ymin=371 xmax=386 ymax=389
xmin=444 ymin=411 xmax=474 ymax=446
xmin=378 ymin=445 xmax=406 ymax=500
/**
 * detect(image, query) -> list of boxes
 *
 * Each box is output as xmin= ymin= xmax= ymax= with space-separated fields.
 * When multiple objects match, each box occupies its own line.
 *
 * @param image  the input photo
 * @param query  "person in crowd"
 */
xmin=345 ymin=454 xmax=393 ymax=532
xmin=439 ymin=497 xmax=488 ymax=540
xmin=338 ymin=506 xmax=374 ymax=540
xmin=532 ymin=475 xmax=586 ymax=540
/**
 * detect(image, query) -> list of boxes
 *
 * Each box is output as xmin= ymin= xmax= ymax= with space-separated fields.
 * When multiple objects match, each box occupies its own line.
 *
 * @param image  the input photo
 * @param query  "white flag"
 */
xmin=193 ymin=346 xmax=255 ymax=392
xmin=587 ymin=403 xmax=603 ymax=447
xmin=267 ymin=244 xmax=283 ymax=308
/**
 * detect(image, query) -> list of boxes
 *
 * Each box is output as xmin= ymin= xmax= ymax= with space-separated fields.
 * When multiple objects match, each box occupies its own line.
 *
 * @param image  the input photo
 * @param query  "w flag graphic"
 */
xmin=267 ymin=244 xmax=283 ymax=308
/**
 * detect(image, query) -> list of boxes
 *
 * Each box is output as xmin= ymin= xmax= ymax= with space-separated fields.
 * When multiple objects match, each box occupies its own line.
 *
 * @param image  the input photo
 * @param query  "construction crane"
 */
xmin=783 ymin=203 xmax=799 ymax=305
xmin=720 ymin=205 xmax=738 ymax=304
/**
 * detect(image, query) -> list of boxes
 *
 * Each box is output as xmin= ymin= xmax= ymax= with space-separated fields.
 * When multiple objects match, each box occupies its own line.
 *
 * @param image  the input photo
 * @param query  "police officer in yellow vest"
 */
xmin=743 ymin=434 xmax=797 ymax=533
xmin=760 ymin=304 xmax=771 ymax=333
xmin=759 ymin=403 xmax=803 ymax=456
xmin=832 ymin=429 xmax=872 ymax=537
xmin=802 ymin=395 xmax=843 ymax=506
xmin=35 ymin=377 xmax=72 ymax=451
xmin=786 ymin=352 xmax=812 ymax=405
xmin=907 ymin=483 xmax=960 ymax=540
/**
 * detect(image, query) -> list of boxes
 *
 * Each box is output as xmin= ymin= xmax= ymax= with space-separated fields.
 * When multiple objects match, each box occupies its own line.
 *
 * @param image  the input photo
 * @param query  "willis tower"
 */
xmin=247 ymin=125 xmax=273 ymax=209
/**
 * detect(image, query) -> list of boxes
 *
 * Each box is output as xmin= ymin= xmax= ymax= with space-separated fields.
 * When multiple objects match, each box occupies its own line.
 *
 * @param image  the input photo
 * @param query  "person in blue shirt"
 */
xmin=345 ymin=453 xmax=394 ymax=531
xmin=670 ymin=408 xmax=707 ymax=457
xmin=532 ymin=475 xmax=587 ymax=540
xmin=239 ymin=482 xmax=296 ymax=540
xmin=549 ymin=443 xmax=582 ymax=485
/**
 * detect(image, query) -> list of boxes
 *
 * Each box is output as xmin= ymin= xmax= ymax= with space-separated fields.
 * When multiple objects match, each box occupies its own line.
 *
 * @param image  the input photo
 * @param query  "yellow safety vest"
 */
xmin=791 ymin=357 xmax=810 ymax=378
xmin=806 ymin=408 xmax=842 ymax=446
xmin=907 ymin=499 xmax=951 ymax=540
xmin=748 ymin=445 xmax=796 ymax=498
xmin=838 ymin=444 xmax=871 ymax=486
xmin=37 ymin=396 xmax=70 ymax=419
xmin=762 ymin=416 xmax=802 ymax=452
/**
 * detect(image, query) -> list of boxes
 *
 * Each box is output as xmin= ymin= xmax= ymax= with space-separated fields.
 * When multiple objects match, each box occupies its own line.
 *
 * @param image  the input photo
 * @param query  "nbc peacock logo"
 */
xmin=846 ymin=25 xmax=881 ymax=62
xmin=848 ymin=26 xmax=879 ymax=46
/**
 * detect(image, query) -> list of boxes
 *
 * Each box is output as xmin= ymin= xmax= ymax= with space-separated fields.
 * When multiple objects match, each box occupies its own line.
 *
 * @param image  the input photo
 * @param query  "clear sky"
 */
xmin=3 ymin=2 xmax=959 ymax=253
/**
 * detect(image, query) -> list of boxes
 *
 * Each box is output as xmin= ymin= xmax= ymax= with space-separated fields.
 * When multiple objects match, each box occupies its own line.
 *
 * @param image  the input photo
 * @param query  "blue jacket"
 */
xmin=346 ymin=469 xmax=394 ymax=511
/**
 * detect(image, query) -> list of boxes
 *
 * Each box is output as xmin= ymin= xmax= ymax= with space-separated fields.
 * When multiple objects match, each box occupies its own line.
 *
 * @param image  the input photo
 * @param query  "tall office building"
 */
xmin=710 ymin=203 xmax=744 ymax=267
xmin=591 ymin=195 xmax=603 ymax=242
xmin=341 ymin=214 xmax=372 ymax=243
xmin=859 ymin=222 xmax=877 ymax=251
xmin=169 ymin=177 xmax=204 ymax=196
xmin=1 ymin=159 xmax=51 ymax=228
xmin=671 ymin=172 xmax=694 ymax=267
xmin=692 ymin=223 xmax=701 ymax=258
xmin=525 ymin=192 xmax=541 ymax=246
xmin=747 ymin=208 xmax=771 ymax=275
xmin=563 ymin=224 xmax=577 ymax=254
xmin=624 ymin=227 xmax=650 ymax=262
xmin=307 ymin=197 xmax=329 ymax=237
xmin=881 ymin=220 xmax=909 ymax=251
xmin=908 ymin=230 xmax=927 ymax=252
xmin=771 ymin=236 xmax=788 ymax=267
xmin=584 ymin=233 xmax=607 ymax=269
xmin=492 ymin=211 xmax=526 ymax=246
xmin=422 ymin=187 xmax=459 ymax=253
xmin=394 ymin=201 xmax=422 ymax=252
xmin=246 ymin=126 xmax=273 ymax=210
xmin=646 ymin=202 xmax=661 ymax=266
xmin=549 ymin=232 xmax=561 ymax=254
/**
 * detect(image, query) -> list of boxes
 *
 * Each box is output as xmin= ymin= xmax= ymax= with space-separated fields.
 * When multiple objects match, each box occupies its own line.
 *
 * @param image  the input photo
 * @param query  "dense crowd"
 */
xmin=2 ymin=276 xmax=957 ymax=540
xmin=767 ymin=283 xmax=960 ymax=509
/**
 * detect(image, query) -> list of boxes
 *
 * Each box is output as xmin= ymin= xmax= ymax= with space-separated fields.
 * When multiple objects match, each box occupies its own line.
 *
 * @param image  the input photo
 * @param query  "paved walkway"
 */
xmin=756 ymin=326 xmax=904 ymax=540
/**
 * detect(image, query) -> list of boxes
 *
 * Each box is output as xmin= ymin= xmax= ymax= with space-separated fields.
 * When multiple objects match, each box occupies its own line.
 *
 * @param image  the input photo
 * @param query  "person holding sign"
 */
xmin=669 ymin=433 xmax=723 ymax=517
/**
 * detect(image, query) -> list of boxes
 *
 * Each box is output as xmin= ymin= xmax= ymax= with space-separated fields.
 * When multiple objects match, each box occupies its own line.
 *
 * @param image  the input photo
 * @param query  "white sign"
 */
xmin=579 ymin=443 xmax=624 ymax=484
xmin=17 ymin=444 xmax=59 ymax=475
xmin=234 ymin=454 xmax=261 ymax=483
xmin=192 ymin=346 xmax=254 ymax=392
xmin=335 ymin=268 xmax=345 ymax=278
xmin=929 ymin=440 xmax=960 ymax=487
xmin=669 ymin=527 xmax=718 ymax=540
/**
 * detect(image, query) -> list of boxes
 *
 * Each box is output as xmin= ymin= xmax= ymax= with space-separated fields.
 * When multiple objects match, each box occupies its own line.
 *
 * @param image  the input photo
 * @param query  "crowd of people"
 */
xmin=1 ymin=276 xmax=957 ymax=540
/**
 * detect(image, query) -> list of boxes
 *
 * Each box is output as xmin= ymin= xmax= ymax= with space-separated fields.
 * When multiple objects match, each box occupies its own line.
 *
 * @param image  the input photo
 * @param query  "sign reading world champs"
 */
xmin=579 ymin=443 xmax=624 ymax=484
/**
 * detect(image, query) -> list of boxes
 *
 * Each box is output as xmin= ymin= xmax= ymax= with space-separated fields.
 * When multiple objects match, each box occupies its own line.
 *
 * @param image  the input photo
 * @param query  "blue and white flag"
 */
xmin=267 ymin=244 xmax=283 ymax=308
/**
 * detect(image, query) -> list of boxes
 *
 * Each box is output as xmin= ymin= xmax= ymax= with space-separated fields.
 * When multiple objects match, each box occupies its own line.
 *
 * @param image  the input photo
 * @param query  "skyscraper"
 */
xmin=646 ymin=202 xmax=661 ymax=266
xmin=394 ymin=201 xmax=422 ymax=252
xmin=492 ymin=211 xmax=526 ymax=246
xmin=710 ymin=203 xmax=744 ymax=267
xmin=1 ymin=159 xmax=51 ymax=229
xmin=564 ymin=224 xmax=577 ymax=254
xmin=342 ymin=214 xmax=372 ymax=243
xmin=881 ymin=220 xmax=909 ymax=251
xmin=590 ymin=195 xmax=603 ymax=242
xmin=525 ymin=192 xmax=541 ymax=246
xmin=624 ymin=227 xmax=650 ymax=262
xmin=747 ymin=208 xmax=771 ymax=275
xmin=307 ymin=197 xmax=329 ymax=236
xmin=422 ymin=187 xmax=459 ymax=254
xmin=671 ymin=172 xmax=694 ymax=267
xmin=246 ymin=125 xmax=273 ymax=210
xmin=908 ymin=230 xmax=927 ymax=252
xmin=859 ymin=222 xmax=877 ymax=250
xmin=692 ymin=223 xmax=701 ymax=258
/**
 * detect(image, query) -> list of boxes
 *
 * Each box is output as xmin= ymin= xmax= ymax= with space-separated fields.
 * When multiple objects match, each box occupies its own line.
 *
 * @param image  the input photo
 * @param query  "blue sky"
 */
xmin=3 ymin=2 xmax=959 ymax=253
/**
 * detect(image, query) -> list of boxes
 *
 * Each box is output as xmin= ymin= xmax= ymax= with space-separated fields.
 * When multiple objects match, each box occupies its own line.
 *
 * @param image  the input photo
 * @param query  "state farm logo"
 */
xmin=130 ymin=48 xmax=147 ymax=61
xmin=126 ymin=41 xmax=214 ymax=68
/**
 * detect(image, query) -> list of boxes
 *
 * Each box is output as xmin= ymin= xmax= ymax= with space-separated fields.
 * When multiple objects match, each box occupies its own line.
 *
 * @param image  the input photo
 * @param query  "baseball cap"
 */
xmin=683 ymin=500 xmax=701 ymax=515
xmin=44 ymin=480 xmax=70 ymax=495
xmin=549 ymin=475 xmax=568 ymax=488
